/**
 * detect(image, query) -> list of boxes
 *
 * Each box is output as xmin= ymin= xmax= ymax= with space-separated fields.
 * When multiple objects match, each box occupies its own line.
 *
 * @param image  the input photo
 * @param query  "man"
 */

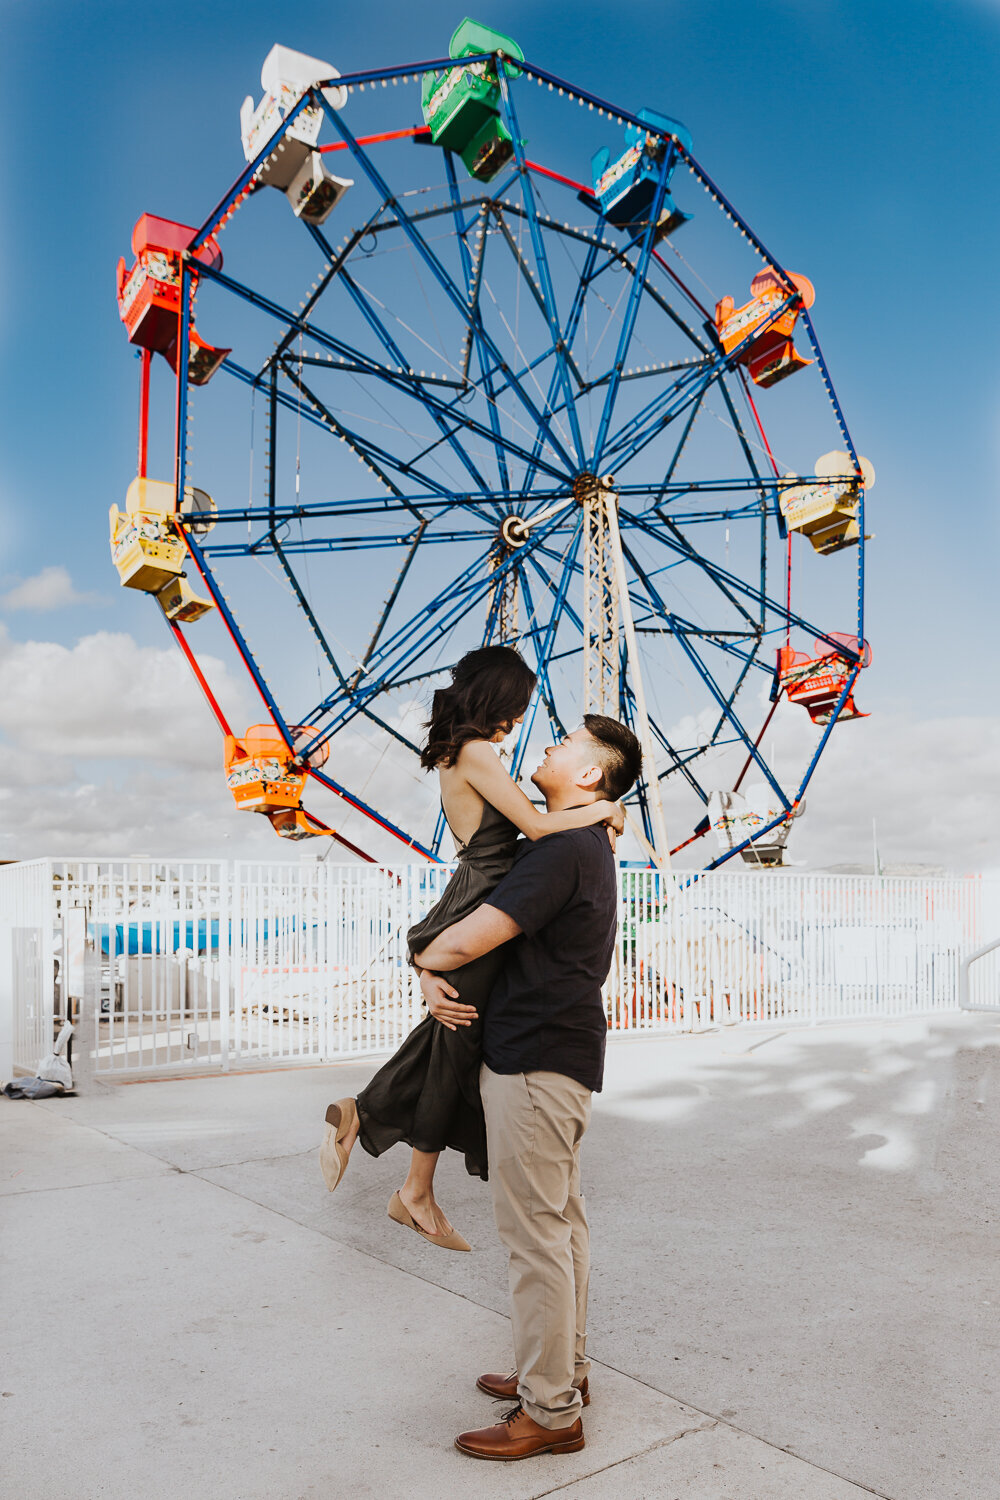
xmin=414 ymin=714 xmax=643 ymax=1462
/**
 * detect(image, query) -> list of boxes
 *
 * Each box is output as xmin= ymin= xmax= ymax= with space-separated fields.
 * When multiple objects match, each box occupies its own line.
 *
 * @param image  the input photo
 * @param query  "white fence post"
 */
xmin=0 ymin=925 xmax=13 ymax=1083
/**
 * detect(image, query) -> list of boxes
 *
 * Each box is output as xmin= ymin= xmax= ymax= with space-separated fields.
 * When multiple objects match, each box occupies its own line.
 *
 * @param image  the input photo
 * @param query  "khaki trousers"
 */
xmin=480 ymin=1064 xmax=592 ymax=1430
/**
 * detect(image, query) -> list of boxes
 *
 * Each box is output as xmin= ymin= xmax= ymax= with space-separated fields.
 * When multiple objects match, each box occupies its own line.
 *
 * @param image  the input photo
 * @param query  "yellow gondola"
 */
xmin=779 ymin=451 xmax=875 ymax=555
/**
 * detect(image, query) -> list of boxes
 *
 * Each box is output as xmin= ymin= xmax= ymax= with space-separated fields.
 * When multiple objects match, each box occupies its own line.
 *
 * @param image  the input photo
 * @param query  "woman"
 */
xmin=319 ymin=645 xmax=623 ymax=1250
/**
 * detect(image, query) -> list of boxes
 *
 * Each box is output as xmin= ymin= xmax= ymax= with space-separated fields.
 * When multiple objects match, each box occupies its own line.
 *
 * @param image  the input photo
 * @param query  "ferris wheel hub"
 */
xmin=499 ymin=515 xmax=528 ymax=548
xmin=572 ymin=471 xmax=616 ymax=506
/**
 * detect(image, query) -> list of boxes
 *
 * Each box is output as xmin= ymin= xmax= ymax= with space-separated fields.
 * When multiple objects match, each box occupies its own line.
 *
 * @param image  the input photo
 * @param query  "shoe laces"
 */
xmin=500 ymin=1403 xmax=523 ymax=1427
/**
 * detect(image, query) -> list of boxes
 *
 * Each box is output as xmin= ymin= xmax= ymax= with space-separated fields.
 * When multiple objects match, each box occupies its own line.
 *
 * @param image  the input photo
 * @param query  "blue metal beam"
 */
xmin=592 ymin=145 xmax=675 ymax=467
xmin=317 ymin=92 xmax=579 ymax=478
xmin=495 ymin=69 xmax=586 ymax=470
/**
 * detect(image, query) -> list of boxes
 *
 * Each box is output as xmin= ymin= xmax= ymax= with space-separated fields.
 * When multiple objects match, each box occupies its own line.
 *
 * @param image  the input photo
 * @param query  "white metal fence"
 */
xmin=1 ymin=858 xmax=997 ymax=1078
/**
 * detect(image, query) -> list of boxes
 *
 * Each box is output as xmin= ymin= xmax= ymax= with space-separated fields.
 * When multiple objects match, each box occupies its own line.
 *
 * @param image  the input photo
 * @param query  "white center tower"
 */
xmin=575 ymin=472 xmax=670 ymax=871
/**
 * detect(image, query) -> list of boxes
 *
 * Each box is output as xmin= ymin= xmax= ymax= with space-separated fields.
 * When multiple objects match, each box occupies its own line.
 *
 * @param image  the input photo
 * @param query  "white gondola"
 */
xmin=708 ymin=788 xmax=804 ymax=867
xmin=240 ymin=44 xmax=353 ymax=224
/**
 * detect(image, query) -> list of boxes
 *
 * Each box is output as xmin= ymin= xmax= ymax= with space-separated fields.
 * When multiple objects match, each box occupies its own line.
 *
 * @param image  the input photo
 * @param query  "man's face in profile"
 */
xmin=530 ymin=727 xmax=601 ymax=798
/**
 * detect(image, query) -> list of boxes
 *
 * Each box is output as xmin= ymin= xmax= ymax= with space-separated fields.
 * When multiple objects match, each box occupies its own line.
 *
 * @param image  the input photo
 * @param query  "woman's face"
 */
xmin=491 ymin=713 xmax=524 ymax=743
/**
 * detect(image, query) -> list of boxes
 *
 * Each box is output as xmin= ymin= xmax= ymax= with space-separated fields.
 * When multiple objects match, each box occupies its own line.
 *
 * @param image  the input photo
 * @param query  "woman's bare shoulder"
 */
xmin=454 ymin=739 xmax=498 ymax=767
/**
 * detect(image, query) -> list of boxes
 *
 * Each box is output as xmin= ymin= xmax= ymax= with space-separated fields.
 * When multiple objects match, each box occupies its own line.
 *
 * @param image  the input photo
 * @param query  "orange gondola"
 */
xmin=715 ymin=267 xmax=814 ymax=388
xmin=224 ymin=725 xmax=334 ymax=840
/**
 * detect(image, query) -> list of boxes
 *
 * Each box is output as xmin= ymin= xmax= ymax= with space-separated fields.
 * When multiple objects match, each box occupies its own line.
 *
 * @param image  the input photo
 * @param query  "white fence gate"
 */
xmin=1 ymin=858 xmax=997 ymax=1078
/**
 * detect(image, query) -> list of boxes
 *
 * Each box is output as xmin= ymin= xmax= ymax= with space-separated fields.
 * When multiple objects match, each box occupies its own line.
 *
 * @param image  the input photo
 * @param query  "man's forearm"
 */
xmin=413 ymin=935 xmax=472 ymax=970
xmin=414 ymin=904 xmax=522 ymax=971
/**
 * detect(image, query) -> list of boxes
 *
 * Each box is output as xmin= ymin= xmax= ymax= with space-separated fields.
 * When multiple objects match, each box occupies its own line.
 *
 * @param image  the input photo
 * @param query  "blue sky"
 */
xmin=2 ymin=0 xmax=998 ymax=869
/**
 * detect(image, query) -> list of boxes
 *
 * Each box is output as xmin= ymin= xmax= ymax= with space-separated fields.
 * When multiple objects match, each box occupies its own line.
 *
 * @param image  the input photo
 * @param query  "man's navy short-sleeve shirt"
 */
xmin=482 ymin=824 xmax=618 ymax=1093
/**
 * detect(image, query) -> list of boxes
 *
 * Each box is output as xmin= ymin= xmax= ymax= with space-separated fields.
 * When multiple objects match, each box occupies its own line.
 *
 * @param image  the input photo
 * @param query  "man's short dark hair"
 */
xmin=582 ymin=714 xmax=643 ymax=802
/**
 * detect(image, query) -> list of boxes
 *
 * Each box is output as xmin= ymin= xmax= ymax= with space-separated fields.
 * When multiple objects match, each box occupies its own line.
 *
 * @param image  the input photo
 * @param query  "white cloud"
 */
xmin=0 ymin=566 xmax=102 ymax=612
xmin=0 ymin=627 xmax=247 ymax=767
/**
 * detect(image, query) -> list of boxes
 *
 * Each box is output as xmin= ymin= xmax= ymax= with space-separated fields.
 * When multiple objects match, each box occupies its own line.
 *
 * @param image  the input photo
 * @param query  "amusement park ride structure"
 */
xmin=111 ymin=22 xmax=874 ymax=870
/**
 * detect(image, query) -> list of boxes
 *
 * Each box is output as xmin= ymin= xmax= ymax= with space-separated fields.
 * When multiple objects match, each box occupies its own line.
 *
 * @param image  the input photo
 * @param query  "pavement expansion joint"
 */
xmin=181 ymin=1146 xmax=316 ymax=1172
xmin=529 ymin=1420 xmax=718 ymax=1498
xmin=4 ymin=1172 xmax=171 ymax=1198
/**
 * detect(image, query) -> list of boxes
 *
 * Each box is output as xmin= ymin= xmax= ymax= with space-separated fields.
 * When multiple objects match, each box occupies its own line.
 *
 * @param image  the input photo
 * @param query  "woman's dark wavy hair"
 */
xmin=421 ymin=646 xmax=537 ymax=770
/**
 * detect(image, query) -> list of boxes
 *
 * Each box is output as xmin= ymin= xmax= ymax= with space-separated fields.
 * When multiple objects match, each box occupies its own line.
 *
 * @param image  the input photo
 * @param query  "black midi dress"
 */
xmin=355 ymin=801 xmax=520 ymax=1181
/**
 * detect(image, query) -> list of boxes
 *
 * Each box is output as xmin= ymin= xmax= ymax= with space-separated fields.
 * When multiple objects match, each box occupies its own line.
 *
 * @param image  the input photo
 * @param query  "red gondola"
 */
xmin=776 ymin=635 xmax=872 ymax=725
xmin=116 ymin=214 xmax=230 ymax=385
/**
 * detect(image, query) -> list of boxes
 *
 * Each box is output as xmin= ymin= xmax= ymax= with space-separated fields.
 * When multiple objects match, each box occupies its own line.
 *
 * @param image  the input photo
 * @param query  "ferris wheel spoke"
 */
xmin=522 ymin=546 xmax=584 ymax=637
xmin=277 ymin=362 xmax=445 ymax=509
xmin=309 ymin=506 xmax=580 ymax=742
xmin=624 ymin=510 xmax=767 ymax=628
xmin=200 ymin=259 xmax=458 ymax=406
xmin=584 ymin=237 xmax=712 ymax=357
xmin=487 ymin=208 xmax=587 ymax=393
xmin=591 ymin=147 xmax=678 ymax=467
xmin=295 ymin=210 xmax=398 ymax=358
xmin=334 ymin=263 xmax=503 ymax=496
xmin=623 ymin=508 xmax=853 ymax=656
xmin=445 ymin=186 xmax=513 ymax=497
xmin=656 ymin=387 xmax=709 ymax=498
xmin=621 ymin=507 xmax=759 ymax=631
xmin=642 ymin=711 xmax=712 ymax=802
xmin=498 ymin=203 xmax=712 ymax=360
xmin=609 ymin=541 xmax=789 ymax=804
xmin=319 ymin=96 xmax=580 ymax=476
xmin=717 ymin=375 xmax=772 ymax=486
xmin=510 ymin=520 xmax=584 ymax=778
xmin=501 ymin=566 xmax=568 ymax=743
xmin=602 ymin=356 xmax=730 ymax=471
xmin=494 ymin=73 xmax=588 ymax=469
xmin=270 ymin=540 xmax=350 ymax=691
xmin=308 ymin=562 xmax=504 ymax=743
xmin=404 ymin=382 xmax=569 ymax=485
xmin=278 ymin=361 xmax=531 ymax=526
xmin=581 ymin=357 xmax=713 ymax=395
xmin=716 ymin=377 xmax=775 ymax=595
xmin=283 ymin=351 xmax=496 ymax=497
xmin=652 ymin=628 xmax=788 ymax=809
xmin=458 ymin=189 xmax=581 ymax=495
xmin=618 ymin=549 xmax=764 ymax=682
xmin=123 ymin=51 xmax=867 ymax=868
xmin=222 ymin=355 xmax=404 ymax=468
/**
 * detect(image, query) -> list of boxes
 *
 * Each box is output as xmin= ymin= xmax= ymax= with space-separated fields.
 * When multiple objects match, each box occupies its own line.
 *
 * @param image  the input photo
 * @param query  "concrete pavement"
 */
xmin=3 ymin=1012 xmax=998 ymax=1498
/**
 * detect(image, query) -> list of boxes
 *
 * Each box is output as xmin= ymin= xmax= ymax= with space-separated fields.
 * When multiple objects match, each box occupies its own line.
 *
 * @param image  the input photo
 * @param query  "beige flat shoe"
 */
xmin=387 ymin=1189 xmax=471 ymax=1252
xmin=319 ymin=1098 xmax=358 ymax=1192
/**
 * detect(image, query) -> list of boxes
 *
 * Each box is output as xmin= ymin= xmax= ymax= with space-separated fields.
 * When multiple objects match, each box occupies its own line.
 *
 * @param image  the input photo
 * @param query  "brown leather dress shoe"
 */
xmin=455 ymin=1403 xmax=584 ymax=1461
xmin=476 ymin=1370 xmax=590 ymax=1406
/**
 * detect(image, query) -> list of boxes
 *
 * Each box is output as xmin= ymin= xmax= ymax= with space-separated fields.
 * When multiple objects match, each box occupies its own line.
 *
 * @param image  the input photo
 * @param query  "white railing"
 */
xmin=1 ymin=858 xmax=996 ymax=1077
xmin=960 ymin=936 xmax=1000 ymax=1012
xmin=612 ymin=869 xmax=993 ymax=1032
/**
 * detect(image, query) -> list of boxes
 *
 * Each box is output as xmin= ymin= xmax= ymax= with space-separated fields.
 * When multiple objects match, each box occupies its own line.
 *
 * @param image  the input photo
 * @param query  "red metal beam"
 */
xmin=168 ymin=620 xmax=234 ymax=737
xmin=319 ymin=126 xmax=431 ymax=153
xmin=138 ymin=349 xmax=151 ymax=479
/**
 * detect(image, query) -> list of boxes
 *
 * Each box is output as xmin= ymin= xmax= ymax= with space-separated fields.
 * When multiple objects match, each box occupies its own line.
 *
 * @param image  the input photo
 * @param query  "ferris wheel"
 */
xmin=111 ymin=22 xmax=872 ymax=869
